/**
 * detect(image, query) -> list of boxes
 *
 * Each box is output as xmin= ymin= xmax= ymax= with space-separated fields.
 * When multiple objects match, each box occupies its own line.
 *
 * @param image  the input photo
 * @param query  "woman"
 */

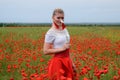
xmin=43 ymin=8 xmax=76 ymax=80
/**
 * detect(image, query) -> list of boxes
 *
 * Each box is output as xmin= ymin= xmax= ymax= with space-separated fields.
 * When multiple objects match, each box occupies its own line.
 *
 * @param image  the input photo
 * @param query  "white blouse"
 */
xmin=45 ymin=28 xmax=70 ymax=49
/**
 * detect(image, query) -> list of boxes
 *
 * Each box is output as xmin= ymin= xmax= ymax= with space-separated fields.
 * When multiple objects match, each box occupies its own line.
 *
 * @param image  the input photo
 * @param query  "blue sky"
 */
xmin=0 ymin=0 xmax=120 ymax=23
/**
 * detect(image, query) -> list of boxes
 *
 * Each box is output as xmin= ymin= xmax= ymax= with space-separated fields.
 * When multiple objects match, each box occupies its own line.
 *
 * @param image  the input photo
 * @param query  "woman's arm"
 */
xmin=43 ymin=43 xmax=70 ymax=55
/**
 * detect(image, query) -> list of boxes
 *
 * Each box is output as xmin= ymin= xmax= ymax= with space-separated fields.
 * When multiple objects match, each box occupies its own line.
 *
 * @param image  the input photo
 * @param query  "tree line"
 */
xmin=0 ymin=23 xmax=120 ymax=27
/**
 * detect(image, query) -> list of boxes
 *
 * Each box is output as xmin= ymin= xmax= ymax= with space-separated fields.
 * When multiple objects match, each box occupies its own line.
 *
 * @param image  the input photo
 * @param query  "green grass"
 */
xmin=0 ymin=26 xmax=120 ymax=80
xmin=0 ymin=26 xmax=120 ymax=41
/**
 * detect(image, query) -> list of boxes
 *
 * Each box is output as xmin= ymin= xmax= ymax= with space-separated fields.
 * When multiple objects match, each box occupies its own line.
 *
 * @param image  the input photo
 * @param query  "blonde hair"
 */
xmin=52 ymin=8 xmax=64 ymax=17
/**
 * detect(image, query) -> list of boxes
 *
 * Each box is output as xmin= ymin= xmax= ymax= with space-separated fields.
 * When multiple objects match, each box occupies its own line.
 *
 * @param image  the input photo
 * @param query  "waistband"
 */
xmin=54 ymin=49 xmax=70 ymax=58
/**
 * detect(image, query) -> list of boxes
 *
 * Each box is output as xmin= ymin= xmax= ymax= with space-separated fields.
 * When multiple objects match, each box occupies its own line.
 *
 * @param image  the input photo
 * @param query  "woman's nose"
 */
xmin=60 ymin=19 xmax=64 ymax=23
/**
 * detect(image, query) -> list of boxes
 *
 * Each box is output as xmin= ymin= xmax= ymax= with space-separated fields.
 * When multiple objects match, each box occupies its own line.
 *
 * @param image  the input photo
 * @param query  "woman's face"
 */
xmin=53 ymin=13 xmax=64 ymax=26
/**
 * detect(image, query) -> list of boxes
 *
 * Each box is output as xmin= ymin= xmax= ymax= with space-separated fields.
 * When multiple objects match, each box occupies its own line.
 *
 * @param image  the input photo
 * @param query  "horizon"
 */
xmin=1 ymin=22 xmax=120 ymax=25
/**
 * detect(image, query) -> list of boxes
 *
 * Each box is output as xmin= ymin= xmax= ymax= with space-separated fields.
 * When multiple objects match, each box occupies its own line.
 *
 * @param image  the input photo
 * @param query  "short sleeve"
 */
xmin=45 ymin=33 xmax=55 ymax=43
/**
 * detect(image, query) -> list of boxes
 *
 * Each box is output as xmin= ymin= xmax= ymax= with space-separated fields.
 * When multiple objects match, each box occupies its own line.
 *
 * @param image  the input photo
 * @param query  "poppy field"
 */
xmin=0 ymin=26 xmax=120 ymax=80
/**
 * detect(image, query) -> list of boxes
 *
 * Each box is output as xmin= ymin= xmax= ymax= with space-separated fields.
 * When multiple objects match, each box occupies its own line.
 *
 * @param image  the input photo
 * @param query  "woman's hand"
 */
xmin=72 ymin=63 xmax=77 ymax=75
xmin=63 ymin=43 xmax=71 ymax=50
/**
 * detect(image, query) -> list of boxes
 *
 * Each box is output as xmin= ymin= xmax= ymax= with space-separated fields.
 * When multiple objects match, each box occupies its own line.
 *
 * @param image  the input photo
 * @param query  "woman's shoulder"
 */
xmin=46 ymin=28 xmax=56 ymax=36
xmin=63 ymin=28 xmax=69 ymax=34
xmin=46 ymin=28 xmax=69 ymax=35
xmin=64 ymin=28 xmax=68 ymax=32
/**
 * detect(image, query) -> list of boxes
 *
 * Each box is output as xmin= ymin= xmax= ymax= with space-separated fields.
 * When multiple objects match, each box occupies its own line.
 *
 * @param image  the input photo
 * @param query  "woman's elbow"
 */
xmin=43 ymin=49 xmax=48 ymax=55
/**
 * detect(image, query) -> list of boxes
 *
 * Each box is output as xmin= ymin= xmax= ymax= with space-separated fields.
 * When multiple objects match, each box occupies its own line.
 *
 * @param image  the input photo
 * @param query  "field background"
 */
xmin=0 ymin=26 xmax=120 ymax=80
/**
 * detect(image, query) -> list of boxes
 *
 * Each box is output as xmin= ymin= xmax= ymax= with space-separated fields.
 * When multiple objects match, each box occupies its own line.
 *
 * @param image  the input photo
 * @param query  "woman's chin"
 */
xmin=57 ymin=23 xmax=62 ymax=26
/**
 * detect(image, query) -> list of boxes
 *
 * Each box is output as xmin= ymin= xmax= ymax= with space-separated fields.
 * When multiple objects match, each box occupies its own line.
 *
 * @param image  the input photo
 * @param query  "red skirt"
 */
xmin=48 ymin=49 xmax=74 ymax=80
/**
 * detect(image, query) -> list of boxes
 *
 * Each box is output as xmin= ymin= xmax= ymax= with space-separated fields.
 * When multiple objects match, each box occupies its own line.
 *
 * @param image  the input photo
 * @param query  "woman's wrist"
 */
xmin=63 ymin=46 xmax=67 ymax=50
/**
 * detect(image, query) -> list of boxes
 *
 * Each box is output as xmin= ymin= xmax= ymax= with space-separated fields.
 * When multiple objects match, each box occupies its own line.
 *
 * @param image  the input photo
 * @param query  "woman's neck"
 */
xmin=53 ymin=22 xmax=66 ymax=30
xmin=52 ymin=24 xmax=62 ymax=31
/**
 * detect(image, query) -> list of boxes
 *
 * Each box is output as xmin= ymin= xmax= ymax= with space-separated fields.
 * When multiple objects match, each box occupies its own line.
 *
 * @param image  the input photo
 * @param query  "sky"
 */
xmin=0 ymin=0 xmax=120 ymax=23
